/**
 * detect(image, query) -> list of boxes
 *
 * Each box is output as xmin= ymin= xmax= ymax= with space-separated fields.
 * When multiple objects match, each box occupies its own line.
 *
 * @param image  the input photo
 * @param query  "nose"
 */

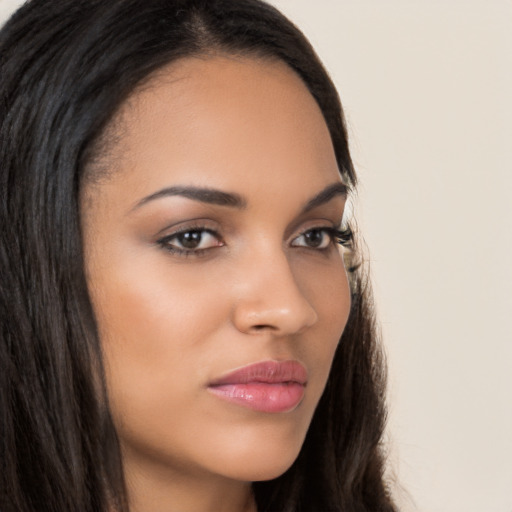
xmin=231 ymin=250 xmax=318 ymax=336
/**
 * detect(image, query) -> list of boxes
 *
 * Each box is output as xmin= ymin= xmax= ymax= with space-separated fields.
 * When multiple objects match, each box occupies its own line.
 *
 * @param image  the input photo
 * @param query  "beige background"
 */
xmin=2 ymin=1 xmax=511 ymax=511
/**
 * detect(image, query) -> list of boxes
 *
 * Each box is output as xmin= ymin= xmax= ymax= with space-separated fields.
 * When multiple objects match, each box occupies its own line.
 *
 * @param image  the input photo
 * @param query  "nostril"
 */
xmin=252 ymin=324 xmax=274 ymax=331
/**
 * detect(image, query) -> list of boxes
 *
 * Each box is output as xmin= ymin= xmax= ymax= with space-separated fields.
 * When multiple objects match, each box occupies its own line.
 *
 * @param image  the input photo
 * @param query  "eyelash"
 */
xmin=157 ymin=226 xmax=220 ymax=258
xmin=156 ymin=225 xmax=353 ymax=258
xmin=332 ymin=227 xmax=353 ymax=247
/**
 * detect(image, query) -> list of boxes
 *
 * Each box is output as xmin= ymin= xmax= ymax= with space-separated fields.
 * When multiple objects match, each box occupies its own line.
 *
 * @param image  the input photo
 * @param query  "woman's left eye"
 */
xmin=291 ymin=228 xmax=336 ymax=250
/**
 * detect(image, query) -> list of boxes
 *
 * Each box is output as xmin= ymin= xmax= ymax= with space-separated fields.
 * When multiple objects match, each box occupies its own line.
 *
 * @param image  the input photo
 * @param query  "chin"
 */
xmin=245 ymin=461 xmax=297 ymax=483
xmin=211 ymin=433 xmax=305 ymax=483
xmin=223 ymin=458 xmax=297 ymax=483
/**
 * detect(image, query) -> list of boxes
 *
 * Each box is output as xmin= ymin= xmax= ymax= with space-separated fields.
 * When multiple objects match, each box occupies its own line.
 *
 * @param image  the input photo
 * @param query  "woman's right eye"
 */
xmin=157 ymin=228 xmax=223 ymax=255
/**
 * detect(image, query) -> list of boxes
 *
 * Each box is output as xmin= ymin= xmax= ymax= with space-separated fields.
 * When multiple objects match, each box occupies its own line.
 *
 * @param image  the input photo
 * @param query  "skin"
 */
xmin=82 ymin=55 xmax=351 ymax=512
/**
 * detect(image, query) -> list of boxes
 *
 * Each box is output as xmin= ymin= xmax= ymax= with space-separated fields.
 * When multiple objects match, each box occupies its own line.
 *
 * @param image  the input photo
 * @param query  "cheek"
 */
xmin=89 ymin=254 xmax=230 ymax=418
xmin=93 ymin=249 xmax=351 ymax=410
xmin=295 ymin=256 xmax=351 ymax=391
xmin=87 ymin=239 xmax=351 ymax=480
xmin=302 ymin=252 xmax=351 ymax=324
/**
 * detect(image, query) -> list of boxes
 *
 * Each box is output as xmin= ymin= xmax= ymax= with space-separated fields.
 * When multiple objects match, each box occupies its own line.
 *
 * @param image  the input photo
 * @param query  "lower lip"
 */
xmin=208 ymin=382 xmax=305 ymax=413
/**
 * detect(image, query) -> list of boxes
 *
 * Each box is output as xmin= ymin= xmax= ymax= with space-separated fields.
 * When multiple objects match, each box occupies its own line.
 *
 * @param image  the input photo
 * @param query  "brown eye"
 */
xmin=291 ymin=228 xmax=332 ymax=250
xmin=304 ymin=230 xmax=325 ymax=248
xmin=158 ymin=228 xmax=223 ymax=254
xmin=177 ymin=230 xmax=204 ymax=249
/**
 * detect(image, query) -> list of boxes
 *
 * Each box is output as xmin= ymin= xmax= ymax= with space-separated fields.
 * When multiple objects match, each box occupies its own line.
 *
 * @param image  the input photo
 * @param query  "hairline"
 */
xmin=81 ymin=50 xmax=287 ymax=189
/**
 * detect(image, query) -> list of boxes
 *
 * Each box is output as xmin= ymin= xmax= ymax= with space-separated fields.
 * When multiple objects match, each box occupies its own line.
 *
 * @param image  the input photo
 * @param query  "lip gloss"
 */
xmin=207 ymin=360 xmax=307 ymax=413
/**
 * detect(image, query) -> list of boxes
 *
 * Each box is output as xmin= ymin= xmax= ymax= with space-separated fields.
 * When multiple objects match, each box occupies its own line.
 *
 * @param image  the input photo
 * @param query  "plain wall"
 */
xmin=266 ymin=3 xmax=512 ymax=511
xmin=1 ymin=1 xmax=511 ymax=511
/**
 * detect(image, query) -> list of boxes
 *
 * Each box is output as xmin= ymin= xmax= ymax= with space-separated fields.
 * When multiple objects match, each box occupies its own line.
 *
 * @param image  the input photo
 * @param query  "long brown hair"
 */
xmin=0 ymin=1 xmax=396 ymax=510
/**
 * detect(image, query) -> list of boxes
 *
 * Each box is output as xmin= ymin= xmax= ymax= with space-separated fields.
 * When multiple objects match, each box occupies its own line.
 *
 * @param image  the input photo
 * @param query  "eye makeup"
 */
xmin=156 ymin=223 xmax=353 ymax=259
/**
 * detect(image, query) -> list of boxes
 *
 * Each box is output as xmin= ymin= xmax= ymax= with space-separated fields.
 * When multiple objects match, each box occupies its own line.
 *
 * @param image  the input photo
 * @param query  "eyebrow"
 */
xmin=132 ymin=185 xmax=247 ymax=211
xmin=131 ymin=181 xmax=348 ymax=213
xmin=300 ymin=182 xmax=348 ymax=213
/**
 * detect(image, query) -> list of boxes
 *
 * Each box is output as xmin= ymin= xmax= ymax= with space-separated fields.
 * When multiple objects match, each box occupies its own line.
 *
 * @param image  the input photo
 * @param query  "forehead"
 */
xmin=90 ymin=55 xmax=340 ymax=206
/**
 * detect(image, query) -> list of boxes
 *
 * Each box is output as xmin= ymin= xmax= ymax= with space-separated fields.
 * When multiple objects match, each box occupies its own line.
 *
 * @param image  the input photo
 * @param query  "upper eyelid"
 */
xmin=160 ymin=227 xmax=216 ymax=238
xmin=286 ymin=208 xmax=345 ymax=235
xmin=295 ymin=223 xmax=339 ymax=234
xmin=155 ymin=219 xmax=221 ymax=239
xmin=291 ymin=226 xmax=340 ymax=243
xmin=156 ymin=226 xmax=222 ymax=246
xmin=155 ymin=218 xmax=342 ymax=243
xmin=288 ymin=220 xmax=340 ymax=241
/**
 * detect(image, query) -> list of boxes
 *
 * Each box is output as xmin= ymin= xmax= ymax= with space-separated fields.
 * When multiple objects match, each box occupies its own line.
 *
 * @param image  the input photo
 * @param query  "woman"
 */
xmin=0 ymin=1 xmax=396 ymax=511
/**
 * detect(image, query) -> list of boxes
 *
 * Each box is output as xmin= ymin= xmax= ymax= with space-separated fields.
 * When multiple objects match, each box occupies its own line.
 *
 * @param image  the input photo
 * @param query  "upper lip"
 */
xmin=209 ymin=360 xmax=308 ymax=386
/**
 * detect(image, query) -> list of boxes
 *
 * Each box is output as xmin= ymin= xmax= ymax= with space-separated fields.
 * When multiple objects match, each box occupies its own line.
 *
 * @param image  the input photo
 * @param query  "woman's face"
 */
xmin=82 ymin=56 xmax=351 ymax=488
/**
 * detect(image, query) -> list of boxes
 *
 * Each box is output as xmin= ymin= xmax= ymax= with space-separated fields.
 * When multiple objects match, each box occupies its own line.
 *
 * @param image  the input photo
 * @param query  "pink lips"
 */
xmin=207 ymin=360 xmax=307 ymax=413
